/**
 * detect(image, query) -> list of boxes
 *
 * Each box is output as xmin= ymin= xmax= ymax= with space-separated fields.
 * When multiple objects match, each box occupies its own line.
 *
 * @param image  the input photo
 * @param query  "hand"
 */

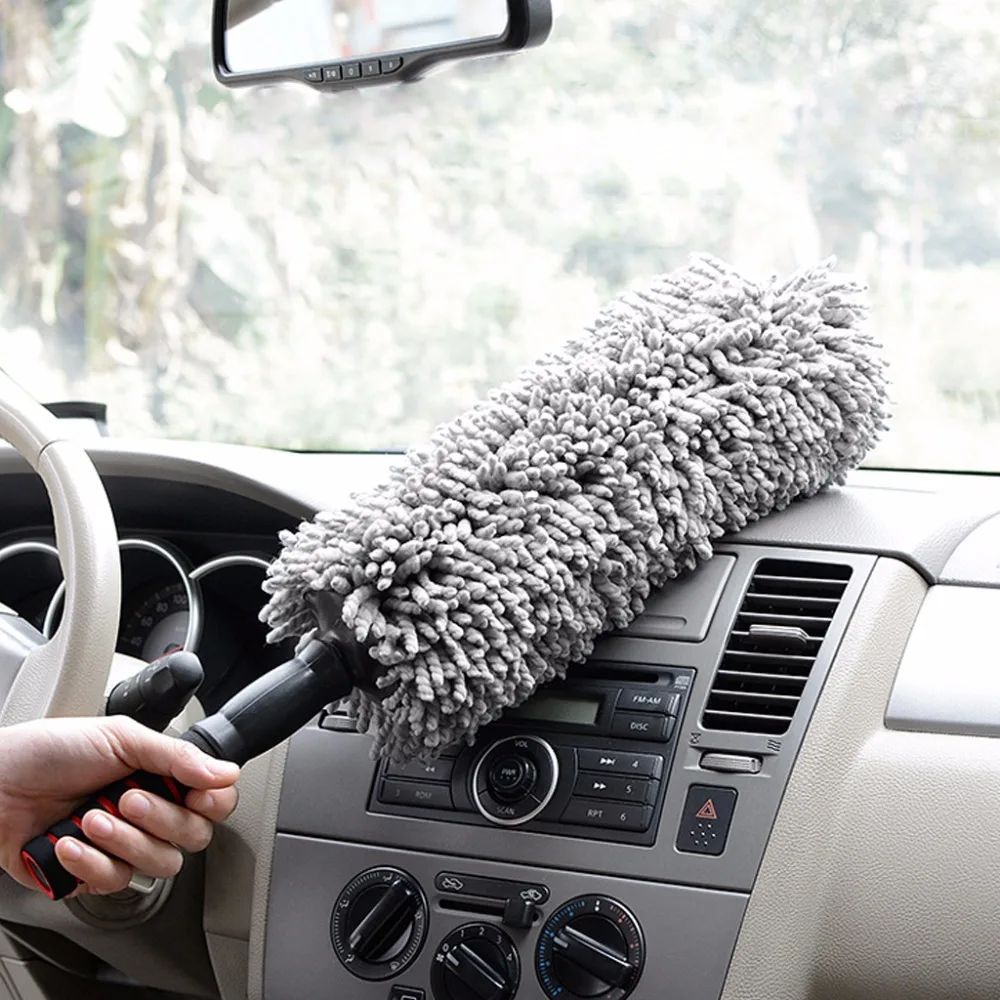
xmin=0 ymin=716 xmax=240 ymax=895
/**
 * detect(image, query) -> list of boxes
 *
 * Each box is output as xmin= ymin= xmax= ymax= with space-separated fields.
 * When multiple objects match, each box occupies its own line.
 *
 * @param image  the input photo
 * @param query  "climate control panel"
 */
xmin=331 ymin=869 xmax=646 ymax=999
xmin=266 ymin=837 xmax=746 ymax=1000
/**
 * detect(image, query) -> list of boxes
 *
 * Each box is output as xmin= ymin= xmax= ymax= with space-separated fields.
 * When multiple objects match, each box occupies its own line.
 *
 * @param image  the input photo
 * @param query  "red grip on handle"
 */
xmin=21 ymin=770 xmax=189 ymax=900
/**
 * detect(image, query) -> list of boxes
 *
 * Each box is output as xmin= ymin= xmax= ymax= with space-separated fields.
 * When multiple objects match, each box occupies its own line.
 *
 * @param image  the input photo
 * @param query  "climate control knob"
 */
xmin=431 ymin=923 xmax=520 ymax=1000
xmin=330 ymin=866 xmax=428 ymax=981
xmin=536 ymin=896 xmax=644 ymax=1000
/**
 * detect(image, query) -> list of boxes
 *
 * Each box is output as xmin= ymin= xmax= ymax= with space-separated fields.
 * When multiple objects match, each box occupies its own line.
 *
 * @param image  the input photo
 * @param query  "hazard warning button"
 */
xmin=676 ymin=785 xmax=738 ymax=856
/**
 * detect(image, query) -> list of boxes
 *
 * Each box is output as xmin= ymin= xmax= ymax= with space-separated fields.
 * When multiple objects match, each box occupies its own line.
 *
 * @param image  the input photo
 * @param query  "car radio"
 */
xmin=368 ymin=662 xmax=694 ymax=846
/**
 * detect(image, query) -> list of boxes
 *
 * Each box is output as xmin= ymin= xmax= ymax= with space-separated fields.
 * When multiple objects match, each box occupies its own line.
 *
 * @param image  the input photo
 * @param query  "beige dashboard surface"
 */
xmin=722 ymin=558 xmax=1000 ymax=1000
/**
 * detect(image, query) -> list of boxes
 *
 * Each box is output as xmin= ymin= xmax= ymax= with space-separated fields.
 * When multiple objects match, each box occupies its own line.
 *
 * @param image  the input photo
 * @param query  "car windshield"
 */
xmin=1 ymin=1 xmax=999 ymax=469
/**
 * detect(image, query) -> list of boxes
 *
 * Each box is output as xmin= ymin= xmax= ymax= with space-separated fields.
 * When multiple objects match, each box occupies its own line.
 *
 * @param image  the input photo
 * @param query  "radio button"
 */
xmin=576 ymin=749 xmax=664 ymax=778
xmin=574 ymin=774 xmax=655 ymax=804
xmin=378 ymin=779 xmax=453 ymax=810
xmin=619 ymin=689 xmax=681 ymax=715
xmin=611 ymin=712 xmax=675 ymax=742
xmin=561 ymin=799 xmax=653 ymax=832
xmin=385 ymin=757 xmax=455 ymax=782
xmin=488 ymin=755 xmax=538 ymax=802
xmin=475 ymin=788 xmax=547 ymax=823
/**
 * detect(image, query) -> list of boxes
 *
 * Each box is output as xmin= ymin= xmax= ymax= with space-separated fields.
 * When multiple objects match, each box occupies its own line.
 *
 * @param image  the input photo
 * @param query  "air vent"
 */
xmin=701 ymin=559 xmax=853 ymax=735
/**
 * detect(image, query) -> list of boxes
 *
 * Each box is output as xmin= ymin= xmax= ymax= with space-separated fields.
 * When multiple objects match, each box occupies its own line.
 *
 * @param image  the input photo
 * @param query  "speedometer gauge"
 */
xmin=118 ymin=582 xmax=190 ymax=662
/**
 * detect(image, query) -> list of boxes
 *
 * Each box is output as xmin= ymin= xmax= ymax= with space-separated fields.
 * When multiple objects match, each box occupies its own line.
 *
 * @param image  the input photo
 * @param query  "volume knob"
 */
xmin=471 ymin=736 xmax=559 ymax=826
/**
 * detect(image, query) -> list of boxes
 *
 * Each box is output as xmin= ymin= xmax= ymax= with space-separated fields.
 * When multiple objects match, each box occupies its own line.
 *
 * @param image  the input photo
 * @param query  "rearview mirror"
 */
xmin=213 ymin=0 xmax=553 ymax=91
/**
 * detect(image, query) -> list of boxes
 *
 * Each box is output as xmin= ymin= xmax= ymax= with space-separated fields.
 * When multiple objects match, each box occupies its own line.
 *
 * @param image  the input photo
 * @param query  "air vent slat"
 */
xmin=743 ymin=594 xmax=842 ymax=614
xmin=736 ymin=612 xmax=833 ymax=629
xmin=709 ymin=688 xmax=801 ymax=703
xmin=749 ymin=560 xmax=852 ymax=581
xmin=721 ymin=661 xmax=812 ymax=680
xmin=716 ymin=669 xmax=806 ymax=688
xmin=724 ymin=650 xmax=814 ymax=664
xmin=701 ymin=559 xmax=852 ymax=737
xmin=703 ymin=709 xmax=793 ymax=724
xmin=751 ymin=573 xmax=849 ymax=595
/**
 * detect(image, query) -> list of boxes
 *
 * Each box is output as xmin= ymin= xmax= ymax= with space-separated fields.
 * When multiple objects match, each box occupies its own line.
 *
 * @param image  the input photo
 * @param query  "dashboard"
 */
xmin=3 ymin=439 xmax=1000 ymax=1000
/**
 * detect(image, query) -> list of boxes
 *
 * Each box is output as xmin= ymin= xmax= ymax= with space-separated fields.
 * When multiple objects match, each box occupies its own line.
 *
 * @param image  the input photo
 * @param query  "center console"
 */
xmin=265 ymin=545 xmax=875 ymax=1000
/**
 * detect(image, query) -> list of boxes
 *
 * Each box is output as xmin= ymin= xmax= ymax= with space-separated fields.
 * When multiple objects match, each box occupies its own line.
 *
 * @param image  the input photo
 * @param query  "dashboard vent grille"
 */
xmin=701 ymin=559 xmax=853 ymax=735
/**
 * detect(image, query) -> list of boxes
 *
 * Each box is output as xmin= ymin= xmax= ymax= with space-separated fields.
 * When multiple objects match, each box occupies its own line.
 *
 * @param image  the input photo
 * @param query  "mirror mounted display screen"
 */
xmin=212 ymin=0 xmax=553 ymax=92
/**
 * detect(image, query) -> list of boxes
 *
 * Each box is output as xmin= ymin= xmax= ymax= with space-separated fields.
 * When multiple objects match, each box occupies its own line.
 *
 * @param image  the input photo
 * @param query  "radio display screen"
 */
xmin=508 ymin=692 xmax=602 ymax=726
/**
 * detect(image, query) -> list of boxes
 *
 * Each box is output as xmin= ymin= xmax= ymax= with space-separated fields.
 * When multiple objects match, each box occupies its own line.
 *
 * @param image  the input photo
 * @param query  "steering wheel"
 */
xmin=0 ymin=369 xmax=120 ymax=727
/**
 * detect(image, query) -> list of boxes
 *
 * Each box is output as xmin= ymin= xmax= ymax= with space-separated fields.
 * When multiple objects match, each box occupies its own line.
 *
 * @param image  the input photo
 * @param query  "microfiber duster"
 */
xmin=260 ymin=253 xmax=889 ymax=762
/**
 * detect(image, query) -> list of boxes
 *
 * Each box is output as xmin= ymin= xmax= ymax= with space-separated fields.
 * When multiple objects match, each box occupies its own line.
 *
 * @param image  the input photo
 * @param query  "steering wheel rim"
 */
xmin=0 ymin=368 xmax=121 ymax=726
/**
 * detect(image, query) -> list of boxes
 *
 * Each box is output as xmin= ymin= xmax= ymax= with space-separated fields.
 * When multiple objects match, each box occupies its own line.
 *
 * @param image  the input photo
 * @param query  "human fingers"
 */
xmin=118 ymin=789 xmax=222 ymax=853
xmin=79 ymin=809 xmax=184 ymax=880
xmin=99 ymin=717 xmax=240 ymax=791
xmin=184 ymin=785 xmax=239 ymax=824
xmin=53 ymin=837 xmax=133 ymax=896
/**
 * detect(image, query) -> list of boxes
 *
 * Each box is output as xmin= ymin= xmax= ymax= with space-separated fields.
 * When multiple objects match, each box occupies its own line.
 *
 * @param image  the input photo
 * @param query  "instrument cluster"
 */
xmin=0 ymin=532 xmax=293 ymax=712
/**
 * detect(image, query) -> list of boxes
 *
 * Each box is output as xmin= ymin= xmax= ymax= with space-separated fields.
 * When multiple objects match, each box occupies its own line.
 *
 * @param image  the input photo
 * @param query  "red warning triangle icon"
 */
xmin=695 ymin=799 xmax=718 ymax=821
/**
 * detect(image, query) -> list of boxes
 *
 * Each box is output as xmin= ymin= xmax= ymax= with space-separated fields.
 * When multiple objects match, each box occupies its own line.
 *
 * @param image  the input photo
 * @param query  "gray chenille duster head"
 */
xmin=261 ymin=254 xmax=890 ymax=762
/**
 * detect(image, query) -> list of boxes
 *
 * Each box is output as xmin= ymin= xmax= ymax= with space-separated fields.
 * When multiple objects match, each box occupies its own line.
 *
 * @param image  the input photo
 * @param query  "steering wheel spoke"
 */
xmin=0 ymin=606 xmax=46 ymax=712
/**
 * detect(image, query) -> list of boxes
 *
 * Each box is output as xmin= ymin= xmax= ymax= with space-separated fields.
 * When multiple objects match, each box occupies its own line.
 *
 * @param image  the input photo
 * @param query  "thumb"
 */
xmin=99 ymin=717 xmax=240 ymax=790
